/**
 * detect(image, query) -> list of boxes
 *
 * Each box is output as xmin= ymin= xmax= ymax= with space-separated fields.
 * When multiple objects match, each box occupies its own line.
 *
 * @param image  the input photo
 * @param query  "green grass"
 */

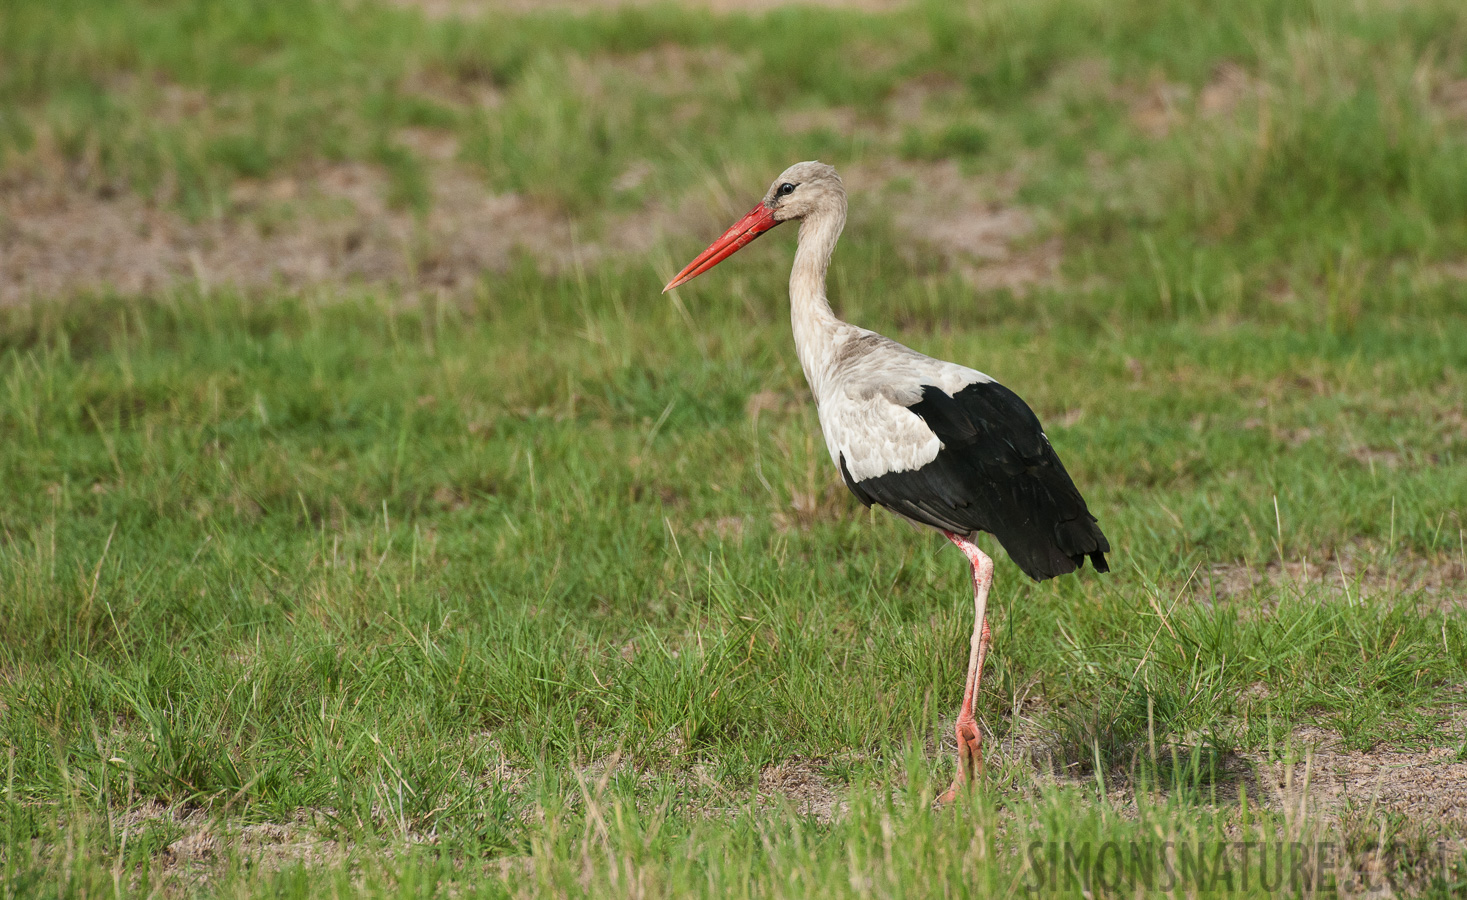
xmin=3 ymin=0 xmax=1467 ymax=896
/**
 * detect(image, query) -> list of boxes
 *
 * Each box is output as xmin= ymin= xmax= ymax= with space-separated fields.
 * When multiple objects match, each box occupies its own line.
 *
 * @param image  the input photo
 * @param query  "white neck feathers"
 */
xmin=789 ymin=200 xmax=847 ymax=392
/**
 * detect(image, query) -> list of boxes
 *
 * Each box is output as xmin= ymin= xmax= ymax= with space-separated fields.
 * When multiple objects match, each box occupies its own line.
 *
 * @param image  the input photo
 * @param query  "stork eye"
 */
xmin=777 ymin=182 xmax=797 ymax=196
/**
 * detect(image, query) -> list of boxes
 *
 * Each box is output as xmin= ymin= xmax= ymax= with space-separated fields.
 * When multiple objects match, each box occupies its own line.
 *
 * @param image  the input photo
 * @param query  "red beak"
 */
xmin=662 ymin=203 xmax=779 ymax=292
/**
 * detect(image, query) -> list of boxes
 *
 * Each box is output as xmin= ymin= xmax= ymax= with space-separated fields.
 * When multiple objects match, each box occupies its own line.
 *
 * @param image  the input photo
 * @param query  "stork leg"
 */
xmin=936 ymin=531 xmax=993 ymax=806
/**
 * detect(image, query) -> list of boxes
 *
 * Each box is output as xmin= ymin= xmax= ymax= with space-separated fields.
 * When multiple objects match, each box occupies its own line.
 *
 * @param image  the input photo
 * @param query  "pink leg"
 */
xmin=937 ymin=531 xmax=993 ymax=806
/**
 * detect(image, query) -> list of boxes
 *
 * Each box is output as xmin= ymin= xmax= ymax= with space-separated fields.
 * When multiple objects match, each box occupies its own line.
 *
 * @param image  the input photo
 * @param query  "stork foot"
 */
xmin=936 ymin=717 xmax=983 ymax=806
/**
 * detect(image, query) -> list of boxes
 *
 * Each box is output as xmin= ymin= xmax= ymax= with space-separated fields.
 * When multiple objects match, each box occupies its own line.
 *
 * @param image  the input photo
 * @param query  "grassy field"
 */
xmin=3 ymin=0 xmax=1467 ymax=895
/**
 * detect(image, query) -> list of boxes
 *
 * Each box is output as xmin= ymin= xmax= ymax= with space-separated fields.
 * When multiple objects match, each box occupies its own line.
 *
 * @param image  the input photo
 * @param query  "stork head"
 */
xmin=761 ymin=160 xmax=844 ymax=223
xmin=663 ymin=161 xmax=845 ymax=292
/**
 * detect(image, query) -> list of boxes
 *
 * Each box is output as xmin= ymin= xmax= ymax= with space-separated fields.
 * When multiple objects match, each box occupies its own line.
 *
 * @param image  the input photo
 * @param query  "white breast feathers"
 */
xmin=809 ymin=329 xmax=992 ymax=482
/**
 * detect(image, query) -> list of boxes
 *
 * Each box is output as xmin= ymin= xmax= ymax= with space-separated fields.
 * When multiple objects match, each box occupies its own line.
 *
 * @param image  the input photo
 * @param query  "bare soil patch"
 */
xmin=1257 ymin=724 xmax=1467 ymax=838
xmin=1436 ymin=79 xmax=1467 ymax=122
xmin=5 ymin=47 xmax=770 ymax=307
xmin=782 ymin=77 xmax=1059 ymax=293
xmin=468 ymin=737 xmax=848 ymax=825
xmin=402 ymin=67 xmax=505 ymax=113
xmin=4 ymin=69 xmax=1049 ymax=304
xmin=113 ymin=802 xmax=346 ymax=889
xmin=758 ymin=756 xmax=844 ymax=823
xmin=0 ymin=152 xmax=684 ymax=304
xmin=778 ymin=75 xmax=962 ymax=140
xmin=1127 ymin=62 xmax=1265 ymax=138
xmin=845 ymin=159 xmax=1056 ymax=294
xmin=0 ymin=164 xmax=478 ymax=302
xmin=1197 ymin=548 xmax=1467 ymax=610
xmin=388 ymin=0 xmax=905 ymax=19
xmin=575 ymin=44 xmax=748 ymax=99
xmin=743 ymin=388 xmax=805 ymax=421
xmin=987 ymin=706 xmax=1467 ymax=868
xmin=778 ymin=105 xmax=866 ymax=137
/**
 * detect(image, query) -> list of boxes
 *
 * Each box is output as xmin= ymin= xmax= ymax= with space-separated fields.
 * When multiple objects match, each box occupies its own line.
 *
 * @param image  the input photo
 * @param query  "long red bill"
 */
xmin=662 ymin=203 xmax=779 ymax=292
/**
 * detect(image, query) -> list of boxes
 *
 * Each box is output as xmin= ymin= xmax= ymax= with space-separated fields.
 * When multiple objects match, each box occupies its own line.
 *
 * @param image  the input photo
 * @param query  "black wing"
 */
xmin=840 ymin=381 xmax=1110 ymax=582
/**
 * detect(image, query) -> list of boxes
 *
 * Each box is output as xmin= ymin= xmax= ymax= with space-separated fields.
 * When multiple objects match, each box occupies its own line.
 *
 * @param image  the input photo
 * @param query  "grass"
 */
xmin=3 ymin=0 xmax=1467 ymax=896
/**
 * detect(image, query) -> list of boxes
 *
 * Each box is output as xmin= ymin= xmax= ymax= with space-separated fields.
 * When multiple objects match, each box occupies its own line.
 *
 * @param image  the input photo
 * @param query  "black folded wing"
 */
xmin=840 ymin=381 xmax=1110 ymax=582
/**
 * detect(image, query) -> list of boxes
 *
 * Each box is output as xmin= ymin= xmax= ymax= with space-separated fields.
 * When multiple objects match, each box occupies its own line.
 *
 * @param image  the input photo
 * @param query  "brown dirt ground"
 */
xmin=1127 ymin=61 xmax=1264 ymax=138
xmin=1266 ymin=724 xmax=1467 ymax=835
xmin=387 ymin=0 xmax=906 ymax=19
xmin=0 ymin=147 xmax=686 ymax=304
xmin=1196 ymin=548 xmax=1467 ymax=611
xmin=844 ymin=158 xmax=1058 ymax=293
xmin=114 ymin=801 xmax=347 ymax=891
xmin=1 ymin=39 xmax=1053 ymax=306
xmin=982 ymin=702 xmax=1467 ymax=847
xmin=1436 ymin=78 xmax=1467 ymax=123
xmin=757 ymin=756 xmax=844 ymax=822
xmin=2 ymin=135 xmax=1045 ymax=304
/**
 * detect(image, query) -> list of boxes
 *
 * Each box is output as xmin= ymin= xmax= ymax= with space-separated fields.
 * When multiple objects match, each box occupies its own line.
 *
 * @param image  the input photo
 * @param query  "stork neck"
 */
xmin=789 ymin=204 xmax=846 ymax=390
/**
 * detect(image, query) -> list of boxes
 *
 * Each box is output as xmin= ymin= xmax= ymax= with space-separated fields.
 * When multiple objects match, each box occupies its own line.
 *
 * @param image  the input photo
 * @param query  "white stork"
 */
xmin=664 ymin=161 xmax=1110 ymax=802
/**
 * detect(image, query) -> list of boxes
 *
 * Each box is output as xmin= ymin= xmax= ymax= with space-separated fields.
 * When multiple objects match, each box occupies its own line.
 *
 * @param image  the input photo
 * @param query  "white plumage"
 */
xmin=811 ymin=328 xmax=993 ymax=481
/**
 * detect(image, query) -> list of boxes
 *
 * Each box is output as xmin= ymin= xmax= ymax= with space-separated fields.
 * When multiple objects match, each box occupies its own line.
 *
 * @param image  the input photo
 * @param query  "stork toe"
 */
xmin=936 ymin=718 xmax=983 ymax=806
